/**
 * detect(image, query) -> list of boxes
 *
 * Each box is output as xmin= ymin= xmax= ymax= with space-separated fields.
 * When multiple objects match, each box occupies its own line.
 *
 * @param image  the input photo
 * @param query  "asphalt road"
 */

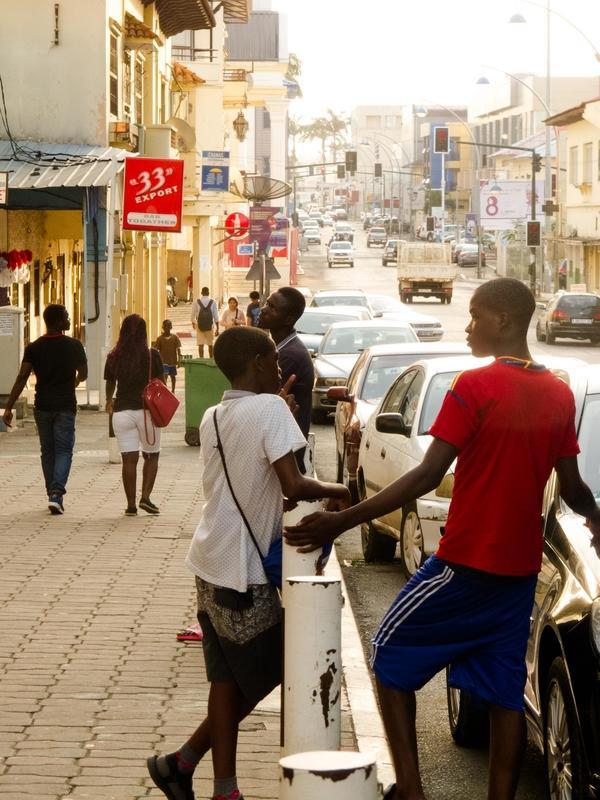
xmin=299 ymin=222 xmax=600 ymax=799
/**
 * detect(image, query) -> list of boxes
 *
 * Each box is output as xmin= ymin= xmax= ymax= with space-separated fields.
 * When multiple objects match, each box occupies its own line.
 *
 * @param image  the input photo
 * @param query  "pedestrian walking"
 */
xmin=146 ymin=325 xmax=349 ymax=800
xmin=192 ymin=286 xmax=219 ymax=358
xmin=245 ymin=290 xmax=261 ymax=327
xmin=155 ymin=319 xmax=182 ymax=392
xmin=285 ymin=277 xmax=600 ymax=800
xmin=219 ymin=297 xmax=246 ymax=330
xmin=104 ymin=314 xmax=165 ymax=517
xmin=2 ymin=303 xmax=87 ymax=514
xmin=258 ymin=287 xmax=314 ymax=468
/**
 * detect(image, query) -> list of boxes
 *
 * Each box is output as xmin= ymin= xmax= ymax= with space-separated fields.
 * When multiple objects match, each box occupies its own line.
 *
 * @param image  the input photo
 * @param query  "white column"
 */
xmin=282 ymin=576 xmax=343 ymax=755
xmin=279 ymin=751 xmax=378 ymax=800
xmin=266 ymin=101 xmax=289 ymax=184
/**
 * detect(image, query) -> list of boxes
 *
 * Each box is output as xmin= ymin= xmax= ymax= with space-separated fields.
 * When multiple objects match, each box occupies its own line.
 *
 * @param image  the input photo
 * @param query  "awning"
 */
xmin=144 ymin=0 xmax=215 ymax=36
xmin=0 ymin=140 xmax=129 ymax=189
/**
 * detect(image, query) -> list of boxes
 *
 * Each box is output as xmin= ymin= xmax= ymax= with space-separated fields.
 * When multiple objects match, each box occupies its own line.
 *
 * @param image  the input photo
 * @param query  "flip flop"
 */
xmin=176 ymin=622 xmax=203 ymax=642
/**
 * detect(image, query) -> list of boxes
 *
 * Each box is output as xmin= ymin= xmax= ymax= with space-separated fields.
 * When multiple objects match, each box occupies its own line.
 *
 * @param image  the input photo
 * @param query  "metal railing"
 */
xmin=223 ymin=68 xmax=247 ymax=81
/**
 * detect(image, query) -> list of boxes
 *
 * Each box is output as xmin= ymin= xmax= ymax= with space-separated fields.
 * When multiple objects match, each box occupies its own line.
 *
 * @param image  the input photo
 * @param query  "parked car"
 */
xmin=309 ymin=212 xmax=324 ymax=227
xmin=311 ymin=289 xmax=373 ymax=314
xmin=447 ymin=364 xmax=600 ymax=800
xmin=333 ymin=222 xmax=354 ymax=242
xmin=356 ymin=354 xmax=585 ymax=573
xmin=295 ymin=307 xmax=371 ymax=355
xmin=457 ymin=243 xmax=486 ymax=268
xmin=329 ymin=342 xmax=470 ymax=503
xmin=366 ymin=293 xmax=444 ymax=342
xmin=327 ymin=240 xmax=354 ymax=268
xmin=311 ymin=320 xmax=417 ymax=422
xmin=367 ymin=226 xmax=388 ymax=248
xmin=303 ymin=226 xmax=321 ymax=245
xmin=382 ymin=239 xmax=400 ymax=266
xmin=536 ymin=291 xmax=600 ymax=345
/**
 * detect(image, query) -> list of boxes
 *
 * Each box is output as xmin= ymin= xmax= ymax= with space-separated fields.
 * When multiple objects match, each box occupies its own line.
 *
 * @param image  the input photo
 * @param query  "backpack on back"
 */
xmin=197 ymin=299 xmax=214 ymax=331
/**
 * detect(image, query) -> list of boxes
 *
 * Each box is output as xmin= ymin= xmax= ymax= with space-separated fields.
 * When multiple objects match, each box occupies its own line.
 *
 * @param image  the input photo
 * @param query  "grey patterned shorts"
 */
xmin=195 ymin=576 xmax=282 ymax=705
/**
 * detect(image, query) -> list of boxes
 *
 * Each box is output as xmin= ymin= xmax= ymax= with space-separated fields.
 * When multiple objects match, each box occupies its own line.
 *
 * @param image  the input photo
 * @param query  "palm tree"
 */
xmin=324 ymin=108 xmax=349 ymax=162
xmin=300 ymin=118 xmax=331 ymax=166
xmin=288 ymin=117 xmax=302 ymax=165
xmin=300 ymin=111 xmax=349 ymax=166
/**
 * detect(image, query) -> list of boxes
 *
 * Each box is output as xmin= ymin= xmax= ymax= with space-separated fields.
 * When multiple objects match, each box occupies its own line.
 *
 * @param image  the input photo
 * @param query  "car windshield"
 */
xmin=336 ymin=224 xmax=351 ymax=231
xmin=368 ymin=295 xmax=403 ymax=314
xmin=313 ymin=295 xmax=368 ymax=308
xmin=296 ymin=312 xmax=357 ymax=335
xmin=576 ymin=394 xmax=600 ymax=501
xmin=321 ymin=326 xmax=415 ymax=355
xmin=418 ymin=371 xmax=459 ymax=434
xmin=370 ymin=228 xmax=386 ymax=234
xmin=361 ymin=355 xmax=417 ymax=403
xmin=460 ymin=245 xmax=479 ymax=253
xmin=330 ymin=242 xmax=352 ymax=250
xmin=558 ymin=295 xmax=600 ymax=314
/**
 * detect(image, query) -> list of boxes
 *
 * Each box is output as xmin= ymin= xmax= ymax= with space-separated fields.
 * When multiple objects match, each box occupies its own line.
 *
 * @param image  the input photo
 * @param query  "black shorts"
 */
xmin=196 ymin=577 xmax=282 ymax=707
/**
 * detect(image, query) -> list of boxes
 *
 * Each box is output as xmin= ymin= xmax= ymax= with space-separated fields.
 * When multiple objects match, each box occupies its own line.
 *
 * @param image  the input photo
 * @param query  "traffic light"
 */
xmin=426 ymin=216 xmax=435 ymax=232
xmin=345 ymin=150 xmax=357 ymax=173
xmin=532 ymin=153 xmax=543 ymax=172
xmin=526 ymin=220 xmax=542 ymax=247
xmin=337 ymin=164 xmax=345 ymax=179
xmin=433 ymin=126 xmax=450 ymax=155
xmin=374 ymin=162 xmax=382 ymax=178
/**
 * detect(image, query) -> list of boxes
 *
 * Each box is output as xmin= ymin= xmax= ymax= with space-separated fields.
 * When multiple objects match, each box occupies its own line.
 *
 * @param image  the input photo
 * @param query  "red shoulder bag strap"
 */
xmin=143 ymin=348 xmax=156 ymax=446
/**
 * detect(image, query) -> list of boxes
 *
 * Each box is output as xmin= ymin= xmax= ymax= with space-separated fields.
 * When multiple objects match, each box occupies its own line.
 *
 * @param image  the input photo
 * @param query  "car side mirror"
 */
xmin=327 ymin=386 xmax=352 ymax=403
xmin=536 ymin=301 xmax=547 ymax=310
xmin=435 ymin=474 xmax=454 ymax=498
xmin=375 ymin=412 xmax=410 ymax=436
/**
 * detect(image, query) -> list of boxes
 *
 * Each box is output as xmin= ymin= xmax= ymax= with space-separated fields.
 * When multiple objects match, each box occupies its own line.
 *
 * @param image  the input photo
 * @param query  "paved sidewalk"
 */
xmin=0 ymin=346 xmax=357 ymax=798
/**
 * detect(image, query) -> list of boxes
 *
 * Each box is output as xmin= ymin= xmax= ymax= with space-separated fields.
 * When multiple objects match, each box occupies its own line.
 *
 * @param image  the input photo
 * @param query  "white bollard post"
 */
xmin=282 ymin=576 xmax=343 ymax=755
xmin=281 ymin=500 xmax=326 ymax=606
xmin=279 ymin=751 xmax=378 ymax=800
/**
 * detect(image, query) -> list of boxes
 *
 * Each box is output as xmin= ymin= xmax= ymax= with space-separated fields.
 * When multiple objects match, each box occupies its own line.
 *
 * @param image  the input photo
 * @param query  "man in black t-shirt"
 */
xmin=258 ymin=287 xmax=314 ymax=471
xmin=3 ymin=304 xmax=87 ymax=515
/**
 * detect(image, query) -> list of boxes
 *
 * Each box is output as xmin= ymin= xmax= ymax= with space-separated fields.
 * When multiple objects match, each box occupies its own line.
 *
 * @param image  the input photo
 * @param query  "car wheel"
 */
xmin=350 ymin=262 xmax=354 ymax=268
xmin=536 ymin=321 xmax=546 ymax=342
xmin=399 ymin=503 xmax=425 ymax=578
xmin=446 ymin=672 xmax=489 ymax=748
xmin=544 ymin=656 xmax=586 ymax=800
xmin=361 ymin=521 xmax=396 ymax=562
xmin=184 ymin=428 xmax=200 ymax=446
xmin=591 ymin=337 xmax=600 ymax=345
xmin=341 ymin=450 xmax=359 ymax=506
xmin=367 ymin=242 xmax=371 ymax=248
xmin=312 ymin=408 xmax=329 ymax=425
xmin=546 ymin=326 xmax=556 ymax=344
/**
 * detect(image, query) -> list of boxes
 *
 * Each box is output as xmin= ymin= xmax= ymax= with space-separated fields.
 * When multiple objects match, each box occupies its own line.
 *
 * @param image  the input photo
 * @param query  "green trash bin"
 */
xmin=183 ymin=358 xmax=230 ymax=446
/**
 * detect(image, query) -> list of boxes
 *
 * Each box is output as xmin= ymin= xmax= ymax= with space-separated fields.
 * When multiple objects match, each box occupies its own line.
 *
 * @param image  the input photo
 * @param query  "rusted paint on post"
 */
xmin=279 ymin=751 xmax=378 ymax=799
xmin=282 ymin=499 xmax=326 ymax=607
xmin=282 ymin=577 xmax=343 ymax=755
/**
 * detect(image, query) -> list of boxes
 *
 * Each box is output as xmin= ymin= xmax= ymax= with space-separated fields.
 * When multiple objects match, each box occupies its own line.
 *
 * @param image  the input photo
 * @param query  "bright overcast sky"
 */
xmin=273 ymin=0 xmax=600 ymax=121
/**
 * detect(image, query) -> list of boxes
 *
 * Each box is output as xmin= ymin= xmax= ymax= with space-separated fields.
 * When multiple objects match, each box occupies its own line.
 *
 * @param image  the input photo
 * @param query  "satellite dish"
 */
xmin=230 ymin=175 xmax=292 ymax=203
xmin=165 ymin=117 xmax=196 ymax=152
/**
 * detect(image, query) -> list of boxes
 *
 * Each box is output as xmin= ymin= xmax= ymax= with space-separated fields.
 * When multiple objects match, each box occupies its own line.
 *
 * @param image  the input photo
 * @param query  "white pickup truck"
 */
xmin=397 ymin=242 xmax=458 ymax=304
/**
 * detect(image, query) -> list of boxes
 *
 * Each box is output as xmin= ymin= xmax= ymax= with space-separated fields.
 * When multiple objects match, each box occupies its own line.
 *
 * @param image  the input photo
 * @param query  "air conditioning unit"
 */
xmin=143 ymin=124 xmax=178 ymax=158
xmin=109 ymin=121 xmax=139 ymax=151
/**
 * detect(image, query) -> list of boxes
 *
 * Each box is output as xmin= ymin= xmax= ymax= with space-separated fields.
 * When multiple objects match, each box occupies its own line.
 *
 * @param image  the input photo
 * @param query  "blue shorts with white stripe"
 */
xmin=371 ymin=554 xmax=536 ymax=711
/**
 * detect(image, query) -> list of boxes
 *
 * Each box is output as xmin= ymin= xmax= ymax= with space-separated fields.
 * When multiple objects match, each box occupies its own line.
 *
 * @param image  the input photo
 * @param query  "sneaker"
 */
xmin=48 ymin=495 xmax=64 ymax=515
xmin=213 ymin=792 xmax=244 ymax=800
xmin=139 ymin=498 xmax=160 ymax=515
xmin=124 ymin=506 xmax=137 ymax=516
xmin=147 ymin=753 xmax=195 ymax=800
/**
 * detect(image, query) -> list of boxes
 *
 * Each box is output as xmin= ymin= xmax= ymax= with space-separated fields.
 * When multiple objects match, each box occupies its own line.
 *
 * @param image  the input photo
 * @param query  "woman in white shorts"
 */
xmin=104 ymin=314 xmax=165 ymax=516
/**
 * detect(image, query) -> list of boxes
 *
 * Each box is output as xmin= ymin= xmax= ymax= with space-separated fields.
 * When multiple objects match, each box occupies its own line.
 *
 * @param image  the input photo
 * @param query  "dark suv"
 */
xmin=536 ymin=292 xmax=600 ymax=345
xmin=447 ymin=366 xmax=600 ymax=800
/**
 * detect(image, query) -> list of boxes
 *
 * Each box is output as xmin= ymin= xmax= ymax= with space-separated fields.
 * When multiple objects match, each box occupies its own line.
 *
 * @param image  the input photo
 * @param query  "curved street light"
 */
xmin=509 ymin=1 xmax=600 ymax=62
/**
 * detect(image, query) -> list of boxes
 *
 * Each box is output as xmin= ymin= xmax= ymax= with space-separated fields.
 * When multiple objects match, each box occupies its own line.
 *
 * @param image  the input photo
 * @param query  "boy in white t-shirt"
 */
xmin=147 ymin=326 xmax=350 ymax=800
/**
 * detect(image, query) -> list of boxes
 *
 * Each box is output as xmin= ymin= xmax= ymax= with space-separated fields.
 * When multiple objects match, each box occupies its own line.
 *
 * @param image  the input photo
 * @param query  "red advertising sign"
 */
xmin=224 ymin=212 xmax=249 ymax=238
xmin=123 ymin=157 xmax=184 ymax=232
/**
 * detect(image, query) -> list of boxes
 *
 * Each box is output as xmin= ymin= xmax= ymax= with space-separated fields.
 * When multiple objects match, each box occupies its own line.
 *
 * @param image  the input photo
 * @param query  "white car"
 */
xmin=366 ymin=293 xmax=444 ymax=341
xmin=311 ymin=320 xmax=418 ymax=422
xmin=357 ymin=354 xmax=588 ymax=576
xmin=311 ymin=289 xmax=372 ymax=314
xmin=327 ymin=240 xmax=354 ymax=268
xmin=295 ymin=306 xmax=370 ymax=355
xmin=303 ymin=226 xmax=321 ymax=244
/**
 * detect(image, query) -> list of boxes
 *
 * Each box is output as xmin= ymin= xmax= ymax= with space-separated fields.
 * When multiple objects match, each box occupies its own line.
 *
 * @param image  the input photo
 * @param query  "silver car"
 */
xmin=311 ymin=320 xmax=417 ymax=423
xmin=366 ymin=293 xmax=444 ymax=342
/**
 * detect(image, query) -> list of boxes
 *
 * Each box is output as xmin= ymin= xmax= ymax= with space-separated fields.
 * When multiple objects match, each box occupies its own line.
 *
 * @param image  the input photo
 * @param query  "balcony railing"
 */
xmin=223 ymin=68 xmax=247 ymax=81
xmin=172 ymin=45 xmax=219 ymax=63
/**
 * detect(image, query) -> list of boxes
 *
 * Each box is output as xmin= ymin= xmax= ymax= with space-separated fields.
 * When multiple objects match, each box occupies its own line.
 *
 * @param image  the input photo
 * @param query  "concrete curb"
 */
xmin=327 ymin=545 xmax=394 ymax=787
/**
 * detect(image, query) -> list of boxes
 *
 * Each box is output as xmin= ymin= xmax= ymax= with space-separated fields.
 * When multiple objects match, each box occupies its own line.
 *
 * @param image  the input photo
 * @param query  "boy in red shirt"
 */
xmin=285 ymin=278 xmax=600 ymax=800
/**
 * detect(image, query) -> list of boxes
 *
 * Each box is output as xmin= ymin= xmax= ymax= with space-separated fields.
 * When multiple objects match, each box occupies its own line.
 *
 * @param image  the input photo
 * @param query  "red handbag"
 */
xmin=142 ymin=351 xmax=180 ymax=443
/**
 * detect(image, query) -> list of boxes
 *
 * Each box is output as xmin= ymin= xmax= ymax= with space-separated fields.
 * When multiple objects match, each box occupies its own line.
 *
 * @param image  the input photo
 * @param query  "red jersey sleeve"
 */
xmin=557 ymin=395 xmax=580 ymax=459
xmin=429 ymin=372 xmax=479 ymax=451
